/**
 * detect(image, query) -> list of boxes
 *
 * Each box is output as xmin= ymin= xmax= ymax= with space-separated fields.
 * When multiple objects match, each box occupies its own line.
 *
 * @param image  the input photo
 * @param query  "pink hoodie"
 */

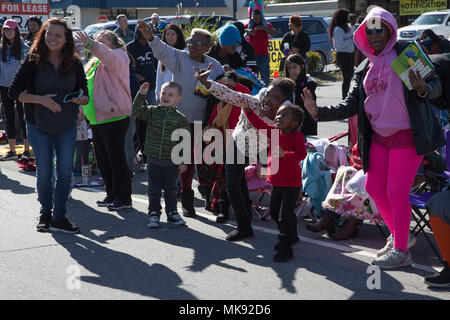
xmin=353 ymin=7 xmax=411 ymax=138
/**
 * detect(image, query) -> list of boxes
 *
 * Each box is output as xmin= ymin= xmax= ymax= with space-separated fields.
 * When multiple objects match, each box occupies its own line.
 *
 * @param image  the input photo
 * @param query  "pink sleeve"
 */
xmin=90 ymin=41 xmax=128 ymax=72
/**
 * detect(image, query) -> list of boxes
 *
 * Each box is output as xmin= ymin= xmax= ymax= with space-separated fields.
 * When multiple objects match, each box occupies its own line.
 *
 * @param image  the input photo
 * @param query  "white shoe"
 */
xmin=376 ymin=233 xmax=417 ymax=258
xmin=372 ymin=248 xmax=413 ymax=269
xmin=148 ymin=212 xmax=160 ymax=228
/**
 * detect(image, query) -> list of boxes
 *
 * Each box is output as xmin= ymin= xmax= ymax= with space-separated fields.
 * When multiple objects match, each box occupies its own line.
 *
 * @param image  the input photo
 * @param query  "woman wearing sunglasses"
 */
xmin=302 ymin=6 xmax=444 ymax=269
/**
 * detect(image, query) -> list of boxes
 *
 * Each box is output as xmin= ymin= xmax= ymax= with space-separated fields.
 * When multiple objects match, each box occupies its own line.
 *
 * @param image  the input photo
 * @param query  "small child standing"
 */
xmin=73 ymin=107 xmax=90 ymax=176
xmin=243 ymin=103 xmax=307 ymax=262
xmin=133 ymin=81 xmax=190 ymax=228
xmin=284 ymin=54 xmax=318 ymax=137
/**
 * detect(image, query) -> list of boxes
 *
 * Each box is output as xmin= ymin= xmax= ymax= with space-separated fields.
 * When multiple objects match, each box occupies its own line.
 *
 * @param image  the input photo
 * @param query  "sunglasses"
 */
xmin=365 ymin=26 xmax=386 ymax=36
xmin=186 ymin=38 xmax=203 ymax=46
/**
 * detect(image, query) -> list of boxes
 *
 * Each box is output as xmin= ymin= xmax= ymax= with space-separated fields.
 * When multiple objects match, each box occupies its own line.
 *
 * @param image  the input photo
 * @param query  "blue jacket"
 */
xmin=0 ymin=41 xmax=29 ymax=87
xmin=302 ymin=152 xmax=333 ymax=213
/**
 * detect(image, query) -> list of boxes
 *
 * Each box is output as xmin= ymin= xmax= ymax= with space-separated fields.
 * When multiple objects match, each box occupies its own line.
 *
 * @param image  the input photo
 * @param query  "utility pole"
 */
xmin=233 ymin=0 xmax=237 ymax=19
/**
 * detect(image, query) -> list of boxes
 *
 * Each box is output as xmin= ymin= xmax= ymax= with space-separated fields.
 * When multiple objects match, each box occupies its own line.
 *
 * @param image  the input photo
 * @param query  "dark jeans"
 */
xmin=336 ymin=52 xmax=355 ymax=100
xmin=0 ymin=86 xmax=26 ymax=140
xmin=225 ymin=141 xmax=252 ymax=231
xmin=73 ymin=140 xmax=90 ymax=173
xmin=148 ymin=162 xmax=179 ymax=214
xmin=256 ymin=54 xmax=270 ymax=87
xmin=269 ymin=186 xmax=300 ymax=239
xmin=91 ymin=117 xmax=131 ymax=203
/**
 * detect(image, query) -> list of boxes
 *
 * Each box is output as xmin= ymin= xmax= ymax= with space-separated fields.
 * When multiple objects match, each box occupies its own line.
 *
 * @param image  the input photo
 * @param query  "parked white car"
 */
xmin=398 ymin=9 xmax=450 ymax=41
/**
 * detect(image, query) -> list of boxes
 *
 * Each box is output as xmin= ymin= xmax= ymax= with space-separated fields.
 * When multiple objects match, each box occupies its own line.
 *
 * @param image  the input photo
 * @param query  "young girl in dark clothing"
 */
xmin=284 ymin=54 xmax=317 ymax=136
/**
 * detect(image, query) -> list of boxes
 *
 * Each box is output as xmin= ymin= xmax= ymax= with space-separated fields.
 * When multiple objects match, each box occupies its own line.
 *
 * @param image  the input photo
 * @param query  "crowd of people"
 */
xmin=0 ymin=4 xmax=449 ymax=288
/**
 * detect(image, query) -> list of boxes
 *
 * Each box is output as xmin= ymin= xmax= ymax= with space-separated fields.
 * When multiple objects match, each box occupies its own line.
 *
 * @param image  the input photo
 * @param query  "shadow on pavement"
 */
xmin=0 ymin=169 xmax=35 ymax=194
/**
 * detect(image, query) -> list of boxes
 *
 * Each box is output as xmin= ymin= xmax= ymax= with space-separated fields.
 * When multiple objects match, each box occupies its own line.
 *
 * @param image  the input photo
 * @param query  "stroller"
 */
xmin=245 ymin=162 xmax=272 ymax=220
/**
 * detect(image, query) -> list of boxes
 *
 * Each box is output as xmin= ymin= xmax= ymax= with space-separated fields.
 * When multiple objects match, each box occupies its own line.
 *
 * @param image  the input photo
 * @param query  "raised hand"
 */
xmin=301 ymin=88 xmax=318 ymax=118
xmin=193 ymin=63 xmax=213 ymax=88
xmin=139 ymin=82 xmax=150 ymax=95
xmin=137 ymin=20 xmax=154 ymax=41
xmin=75 ymin=31 xmax=91 ymax=48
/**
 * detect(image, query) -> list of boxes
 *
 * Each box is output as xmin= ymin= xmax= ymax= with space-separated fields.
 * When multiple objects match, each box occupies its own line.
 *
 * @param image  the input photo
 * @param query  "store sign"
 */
xmin=0 ymin=2 xmax=49 ymax=33
xmin=399 ymin=0 xmax=447 ymax=16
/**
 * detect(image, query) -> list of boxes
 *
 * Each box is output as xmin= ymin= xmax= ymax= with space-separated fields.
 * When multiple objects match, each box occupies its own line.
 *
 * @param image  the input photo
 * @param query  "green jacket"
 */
xmin=133 ymin=94 xmax=190 ymax=161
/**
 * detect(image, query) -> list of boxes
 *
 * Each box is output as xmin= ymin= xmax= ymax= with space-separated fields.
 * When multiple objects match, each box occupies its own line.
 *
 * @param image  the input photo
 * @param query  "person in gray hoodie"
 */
xmin=0 ymin=19 xmax=30 ymax=160
xmin=137 ymin=19 xmax=224 ymax=218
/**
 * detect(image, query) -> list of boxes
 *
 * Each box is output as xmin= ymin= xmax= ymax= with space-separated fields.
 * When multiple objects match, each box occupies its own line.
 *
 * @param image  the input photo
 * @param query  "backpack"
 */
xmin=324 ymin=143 xmax=350 ymax=172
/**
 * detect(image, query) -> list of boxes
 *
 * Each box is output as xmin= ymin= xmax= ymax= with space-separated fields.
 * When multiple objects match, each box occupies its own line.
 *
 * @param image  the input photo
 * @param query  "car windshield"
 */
xmin=412 ymin=14 xmax=447 ymax=25
xmin=84 ymin=25 xmax=103 ymax=37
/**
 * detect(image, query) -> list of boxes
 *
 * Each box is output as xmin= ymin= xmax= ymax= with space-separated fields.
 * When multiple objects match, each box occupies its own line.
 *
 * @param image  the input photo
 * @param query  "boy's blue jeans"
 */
xmin=27 ymin=122 xmax=77 ymax=221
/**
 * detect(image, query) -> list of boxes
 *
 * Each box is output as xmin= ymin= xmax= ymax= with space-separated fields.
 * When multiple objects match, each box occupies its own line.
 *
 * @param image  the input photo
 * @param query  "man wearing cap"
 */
xmin=207 ymin=24 xmax=244 ymax=70
xmin=150 ymin=13 xmax=160 ymax=32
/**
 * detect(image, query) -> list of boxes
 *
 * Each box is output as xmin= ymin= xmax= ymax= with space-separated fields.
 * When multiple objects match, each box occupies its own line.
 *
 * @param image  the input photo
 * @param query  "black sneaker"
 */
xmin=36 ymin=213 xmax=52 ymax=232
xmin=97 ymin=197 xmax=113 ymax=207
xmin=107 ymin=199 xmax=132 ymax=211
xmin=49 ymin=218 xmax=80 ymax=234
xmin=424 ymin=264 xmax=450 ymax=288
xmin=0 ymin=151 xmax=17 ymax=161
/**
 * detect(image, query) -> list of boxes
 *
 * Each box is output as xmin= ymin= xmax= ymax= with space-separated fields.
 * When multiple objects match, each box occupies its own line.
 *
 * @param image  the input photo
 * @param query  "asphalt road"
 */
xmin=1 ymin=81 xmax=449 ymax=301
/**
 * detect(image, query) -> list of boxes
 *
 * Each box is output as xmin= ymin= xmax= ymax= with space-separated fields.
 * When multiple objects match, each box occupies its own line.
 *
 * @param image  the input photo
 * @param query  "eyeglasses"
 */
xmin=365 ymin=26 xmax=386 ymax=36
xmin=186 ymin=38 xmax=203 ymax=46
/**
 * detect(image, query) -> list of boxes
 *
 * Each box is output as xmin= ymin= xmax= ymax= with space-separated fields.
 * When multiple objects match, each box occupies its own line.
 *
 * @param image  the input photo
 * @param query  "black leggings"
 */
xmin=336 ymin=52 xmax=355 ymax=100
xmin=269 ymin=186 xmax=300 ymax=239
xmin=0 ymin=86 xmax=26 ymax=140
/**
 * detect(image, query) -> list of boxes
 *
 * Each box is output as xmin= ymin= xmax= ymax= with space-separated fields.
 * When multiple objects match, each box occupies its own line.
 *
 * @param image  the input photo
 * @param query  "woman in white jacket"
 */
xmin=329 ymin=8 xmax=355 ymax=100
xmin=155 ymin=24 xmax=185 ymax=102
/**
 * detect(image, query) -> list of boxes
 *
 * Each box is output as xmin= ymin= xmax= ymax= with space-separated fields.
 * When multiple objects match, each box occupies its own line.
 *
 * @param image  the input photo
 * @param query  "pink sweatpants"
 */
xmin=365 ymin=142 xmax=423 ymax=250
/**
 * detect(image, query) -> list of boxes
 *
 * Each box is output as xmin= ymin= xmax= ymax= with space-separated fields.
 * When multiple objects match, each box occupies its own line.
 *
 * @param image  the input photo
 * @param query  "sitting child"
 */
xmin=132 ymin=81 xmax=190 ymax=228
xmin=243 ymin=102 xmax=307 ymax=262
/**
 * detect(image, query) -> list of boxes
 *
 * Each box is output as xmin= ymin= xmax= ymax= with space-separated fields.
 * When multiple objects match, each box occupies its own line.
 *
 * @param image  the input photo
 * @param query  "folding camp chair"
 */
xmin=408 ymin=130 xmax=450 ymax=264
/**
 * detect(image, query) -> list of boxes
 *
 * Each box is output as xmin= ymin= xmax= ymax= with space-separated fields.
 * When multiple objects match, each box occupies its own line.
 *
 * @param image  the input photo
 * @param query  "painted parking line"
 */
xmin=81 ymin=187 xmax=440 ymax=274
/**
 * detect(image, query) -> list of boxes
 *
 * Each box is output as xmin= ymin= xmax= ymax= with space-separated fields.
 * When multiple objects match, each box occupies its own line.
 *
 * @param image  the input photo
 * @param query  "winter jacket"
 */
xmin=88 ymin=41 xmax=132 ymax=122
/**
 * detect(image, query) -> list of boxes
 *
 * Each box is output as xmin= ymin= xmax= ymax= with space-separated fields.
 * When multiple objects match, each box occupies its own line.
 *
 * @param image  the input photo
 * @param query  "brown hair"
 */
xmin=161 ymin=23 xmax=185 ymax=72
xmin=290 ymin=15 xmax=303 ymax=29
xmin=27 ymin=18 xmax=78 ymax=77
xmin=162 ymin=81 xmax=182 ymax=95
xmin=2 ymin=27 xmax=22 ymax=62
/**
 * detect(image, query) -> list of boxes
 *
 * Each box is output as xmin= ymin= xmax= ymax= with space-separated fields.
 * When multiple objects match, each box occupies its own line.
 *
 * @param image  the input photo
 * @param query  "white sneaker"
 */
xmin=372 ymin=248 xmax=413 ymax=269
xmin=376 ymin=233 xmax=417 ymax=258
xmin=148 ymin=212 xmax=160 ymax=228
xmin=377 ymin=234 xmax=394 ymax=258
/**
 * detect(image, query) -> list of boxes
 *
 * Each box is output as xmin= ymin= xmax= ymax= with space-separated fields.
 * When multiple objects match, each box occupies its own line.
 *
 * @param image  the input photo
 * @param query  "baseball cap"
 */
xmin=3 ymin=19 xmax=19 ymax=30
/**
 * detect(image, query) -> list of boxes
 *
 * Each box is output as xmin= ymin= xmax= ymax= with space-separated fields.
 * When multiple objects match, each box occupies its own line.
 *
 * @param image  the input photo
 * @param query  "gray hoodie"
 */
xmin=0 ymin=41 xmax=29 ymax=87
xmin=148 ymin=36 xmax=224 ymax=123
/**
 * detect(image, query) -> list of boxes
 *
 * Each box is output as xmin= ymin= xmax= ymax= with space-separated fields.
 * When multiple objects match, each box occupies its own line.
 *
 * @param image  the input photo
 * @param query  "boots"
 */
xmin=216 ymin=200 xmax=229 ymax=223
xmin=204 ymin=187 xmax=213 ymax=212
xmin=306 ymin=210 xmax=335 ymax=235
xmin=332 ymin=217 xmax=359 ymax=240
xmin=181 ymin=190 xmax=196 ymax=217
xmin=274 ymin=234 xmax=293 ymax=262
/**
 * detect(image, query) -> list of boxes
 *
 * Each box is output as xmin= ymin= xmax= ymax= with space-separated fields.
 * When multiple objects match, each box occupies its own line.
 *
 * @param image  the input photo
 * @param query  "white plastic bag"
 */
xmin=346 ymin=169 xmax=368 ymax=196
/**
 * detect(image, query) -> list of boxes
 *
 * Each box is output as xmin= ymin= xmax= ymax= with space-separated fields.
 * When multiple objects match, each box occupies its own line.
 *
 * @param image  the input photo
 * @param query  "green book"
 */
xmin=391 ymin=41 xmax=435 ymax=90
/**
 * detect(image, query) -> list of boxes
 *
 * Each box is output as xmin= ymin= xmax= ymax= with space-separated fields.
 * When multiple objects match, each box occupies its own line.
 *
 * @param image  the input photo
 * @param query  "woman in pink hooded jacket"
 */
xmin=302 ymin=7 xmax=444 ymax=269
xmin=75 ymin=30 xmax=133 ymax=211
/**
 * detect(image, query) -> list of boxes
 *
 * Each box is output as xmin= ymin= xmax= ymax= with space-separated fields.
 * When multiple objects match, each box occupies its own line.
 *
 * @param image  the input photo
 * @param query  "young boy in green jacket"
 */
xmin=133 ymin=81 xmax=190 ymax=228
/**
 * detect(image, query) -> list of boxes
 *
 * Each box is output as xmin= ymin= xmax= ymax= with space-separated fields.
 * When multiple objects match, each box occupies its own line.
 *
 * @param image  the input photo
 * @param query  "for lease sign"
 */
xmin=0 ymin=2 xmax=50 ymax=34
